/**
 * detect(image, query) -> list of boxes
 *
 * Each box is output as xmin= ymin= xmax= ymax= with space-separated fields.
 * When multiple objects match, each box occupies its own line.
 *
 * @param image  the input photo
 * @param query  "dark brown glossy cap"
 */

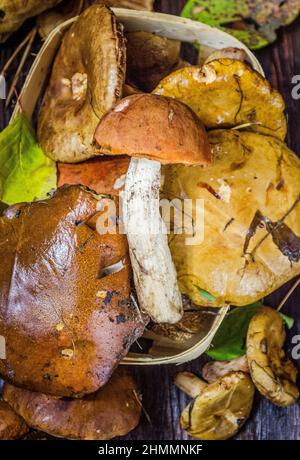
xmin=3 ymin=367 xmax=141 ymax=440
xmin=0 ymin=186 xmax=147 ymax=397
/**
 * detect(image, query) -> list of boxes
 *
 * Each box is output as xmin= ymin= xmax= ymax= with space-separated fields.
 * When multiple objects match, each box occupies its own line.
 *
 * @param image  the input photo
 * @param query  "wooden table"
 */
xmin=0 ymin=0 xmax=299 ymax=441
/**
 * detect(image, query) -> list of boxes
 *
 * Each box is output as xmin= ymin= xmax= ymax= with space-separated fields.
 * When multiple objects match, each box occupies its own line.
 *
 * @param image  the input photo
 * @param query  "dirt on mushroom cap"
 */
xmin=246 ymin=306 xmax=299 ymax=407
xmin=3 ymin=367 xmax=141 ymax=440
xmin=180 ymin=372 xmax=254 ymax=440
xmin=155 ymin=59 xmax=287 ymax=141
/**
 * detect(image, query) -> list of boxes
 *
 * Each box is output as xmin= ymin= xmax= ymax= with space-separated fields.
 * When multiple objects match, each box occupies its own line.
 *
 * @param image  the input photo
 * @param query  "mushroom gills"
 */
xmin=175 ymin=371 xmax=254 ymax=440
xmin=123 ymin=157 xmax=183 ymax=324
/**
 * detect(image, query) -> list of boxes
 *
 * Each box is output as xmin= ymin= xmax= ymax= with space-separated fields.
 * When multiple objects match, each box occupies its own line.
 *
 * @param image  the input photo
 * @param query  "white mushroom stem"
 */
xmin=122 ymin=157 xmax=183 ymax=324
xmin=174 ymin=372 xmax=208 ymax=398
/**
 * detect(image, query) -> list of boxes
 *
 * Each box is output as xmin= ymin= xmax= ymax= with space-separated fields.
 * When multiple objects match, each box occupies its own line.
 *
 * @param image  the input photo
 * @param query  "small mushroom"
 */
xmin=95 ymin=94 xmax=211 ymax=324
xmin=202 ymin=356 xmax=249 ymax=384
xmin=3 ymin=368 xmax=141 ymax=440
xmin=175 ymin=371 xmax=254 ymax=440
xmin=246 ymin=306 xmax=299 ymax=407
xmin=0 ymin=401 xmax=29 ymax=440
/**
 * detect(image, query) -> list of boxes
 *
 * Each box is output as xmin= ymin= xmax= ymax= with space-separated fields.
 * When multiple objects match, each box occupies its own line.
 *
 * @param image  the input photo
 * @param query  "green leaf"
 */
xmin=181 ymin=0 xmax=300 ymax=50
xmin=280 ymin=313 xmax=295 ymax=330
xmin=206 ymin=302 xmax=262 ymax=360
xmin=193 ymin=285 xmax=216 ymax=303
xmin=0 ymin=113 xmax=56 ymax=206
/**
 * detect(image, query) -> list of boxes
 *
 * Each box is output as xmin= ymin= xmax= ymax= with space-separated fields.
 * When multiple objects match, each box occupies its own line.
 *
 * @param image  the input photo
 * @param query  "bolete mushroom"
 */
xmin=58 ymin=156 xmax=130 ymax=196
xmin=0 ymin=185 xmax=147 ymax=397
xmin=0 ymin=401 xmax=29 ymax=440
xmin=247 ymin=306 xmax=299 ymax=407
xmin=95 ymin=93 xmax=212 ymax=323
xmin=149 ymin=310 xmax=214 ymax=343
xmin=3 ymin=367 xmax=141 ymax=440
xmin=175 ymin=371 xmax=254 ymax=440
xmin=38 ymin=4 xmax=126 ymax=163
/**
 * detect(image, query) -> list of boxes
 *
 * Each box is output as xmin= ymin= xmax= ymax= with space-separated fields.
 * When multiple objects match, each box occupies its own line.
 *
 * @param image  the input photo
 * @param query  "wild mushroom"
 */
xmin=202 ymin=356 xmax=249 ymax=384
xmin=246 ymin=306 xmax=299 ymax=407
xmin=126 ymin=31 xmax=181 ymax=92
xmin=163 ymin=129 xmax=300 ymax=307
xmin=38 ymin=4 xmax=126 ymax=163
xmin=175 ymin=371 xmax=254 ymax=440
xmin=0 ymin=186 xmax=147 ymax=397
xmin=3 ymin=368 xmax=141 ymax=440
xmin=0 ymin=401 xmax=29 ymax=440
xmin=58 ymin=156 xmax=130 ymax=196
xmin=149 ymin=310 xmax=214 ymax=343
xmin=95 ymin=93 xmax=212 ymax=323
xmin=0 ymin=0 xmax=62 ymax=43
xmin=155 ymin=58 xmax=287 ymax=140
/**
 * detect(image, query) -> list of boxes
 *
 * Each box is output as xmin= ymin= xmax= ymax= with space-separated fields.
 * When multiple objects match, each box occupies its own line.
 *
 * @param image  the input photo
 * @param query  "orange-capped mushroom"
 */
xmin=95 ymin=94 xmax=212 ymax=166
xmin=95 ymin=94 xmax=211 ymax=324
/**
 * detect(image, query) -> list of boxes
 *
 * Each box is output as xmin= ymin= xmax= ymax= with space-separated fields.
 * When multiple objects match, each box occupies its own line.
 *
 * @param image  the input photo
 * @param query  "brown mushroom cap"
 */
xmin=149 ymin=310 xmax=214 ymax=343
xmin=3 ymin=368 xmax=141 ymax=440
xmin=0 ymin=185 xmax=147 ymax=397
xmin=180 ymin=372 xmax=254 ymax=440
xmin=155 ymin=59 xmax=287 ymax=141
xmin=0 ymin=401 xmax=29 ymax=440
xmin=95 ymin=94 xmax=212 ymax=165
xmin=247 ymin=306 xmax=299 ymax=407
